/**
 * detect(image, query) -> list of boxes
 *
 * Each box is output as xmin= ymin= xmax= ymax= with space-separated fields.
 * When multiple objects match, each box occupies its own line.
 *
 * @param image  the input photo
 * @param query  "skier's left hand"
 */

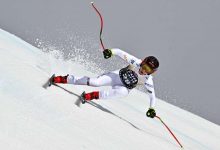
xmin=146 ymin=108 xmax=156 ymax=118
xmin=103 ymin=49 xmax=112 ymax=59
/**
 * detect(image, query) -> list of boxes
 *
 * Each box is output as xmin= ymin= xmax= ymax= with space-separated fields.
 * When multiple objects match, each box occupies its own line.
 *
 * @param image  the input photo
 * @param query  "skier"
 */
xmin=52 ymin=48 xmax=159 ymax=118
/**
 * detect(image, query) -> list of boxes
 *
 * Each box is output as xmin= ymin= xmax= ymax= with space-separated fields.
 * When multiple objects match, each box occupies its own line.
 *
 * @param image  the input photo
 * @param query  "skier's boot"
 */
xmin=80 ymin=91 xmax=99 ymax=104
xmin=52 ymin=75 xmax=69 ymax=84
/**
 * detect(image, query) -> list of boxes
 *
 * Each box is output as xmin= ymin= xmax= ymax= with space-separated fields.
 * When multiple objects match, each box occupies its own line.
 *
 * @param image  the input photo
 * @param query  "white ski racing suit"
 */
xmin=67 ymin=48 xmax=156 ymax=108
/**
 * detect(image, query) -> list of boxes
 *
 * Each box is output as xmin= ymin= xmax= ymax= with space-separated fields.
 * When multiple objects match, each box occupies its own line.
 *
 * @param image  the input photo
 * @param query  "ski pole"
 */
xmin=155 ymin=115 xmax=184 ymax=149
xmin=91 ymin=2 xmax=105 ymax=50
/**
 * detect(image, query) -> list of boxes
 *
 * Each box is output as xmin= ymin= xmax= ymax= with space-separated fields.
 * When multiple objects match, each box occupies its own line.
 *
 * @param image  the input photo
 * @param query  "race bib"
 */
xmin=119 ymin=67 xmax=138 ymax=89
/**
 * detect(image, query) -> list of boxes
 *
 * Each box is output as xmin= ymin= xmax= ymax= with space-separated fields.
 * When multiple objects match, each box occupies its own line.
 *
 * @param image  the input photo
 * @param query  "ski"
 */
xmin=48 ymin=74 xmax=55 ymax=87
xmin=80 ymin=91 xmax=86 ymax=104
xmin=42 ymin=74 xmax=55 ymax=89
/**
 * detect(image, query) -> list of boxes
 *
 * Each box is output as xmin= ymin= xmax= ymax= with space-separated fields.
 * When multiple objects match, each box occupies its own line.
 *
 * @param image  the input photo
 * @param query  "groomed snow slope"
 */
xmin=0 ymin=29 xmax=219 ymax=150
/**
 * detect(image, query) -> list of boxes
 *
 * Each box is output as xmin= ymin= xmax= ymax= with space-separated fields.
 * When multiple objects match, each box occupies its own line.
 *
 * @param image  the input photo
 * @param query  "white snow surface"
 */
xmin=0 ymin=29 xmax=219 ymax=150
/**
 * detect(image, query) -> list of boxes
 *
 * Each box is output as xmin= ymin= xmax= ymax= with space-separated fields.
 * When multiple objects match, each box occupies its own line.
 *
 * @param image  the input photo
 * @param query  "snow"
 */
xmin=0 ymin=28 xmax=219 ymax=150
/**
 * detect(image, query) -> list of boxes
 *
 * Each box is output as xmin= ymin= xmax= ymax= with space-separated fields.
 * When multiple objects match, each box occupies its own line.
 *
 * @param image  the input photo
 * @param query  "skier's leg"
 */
xmin=67 ymin=70 xmax=123 ymax=87
xmin=53 ymin=75 xmax=91 ymax=85
xmin=83 ymin=86 xmax=130 ymax=101
xmin=67 ymin=75 xmax=89 ymax=85
xmin=67 ymin=74 xmax=112 ymax=86
xmin=99 ymin=86 xmax=130 ymax=99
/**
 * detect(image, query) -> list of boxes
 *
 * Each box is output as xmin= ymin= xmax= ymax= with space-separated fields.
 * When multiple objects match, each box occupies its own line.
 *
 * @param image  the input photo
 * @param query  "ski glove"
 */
xmin=103 ymin=49 xmax=112 ymax=59
xmin=146 ymin=108 xmax=156 ymax=118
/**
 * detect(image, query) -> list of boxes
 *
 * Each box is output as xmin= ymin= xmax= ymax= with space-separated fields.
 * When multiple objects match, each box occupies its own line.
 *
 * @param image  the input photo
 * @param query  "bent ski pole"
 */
xmin=91 ymin=2 xmax=105 ymax=50
xmin=155 ymin=115 xmax=184 ymax=148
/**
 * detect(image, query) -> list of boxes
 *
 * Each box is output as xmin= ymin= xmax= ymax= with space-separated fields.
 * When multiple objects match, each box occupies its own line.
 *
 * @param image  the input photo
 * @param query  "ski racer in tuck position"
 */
xmin=52 ymin=48 xmax=159 ymax=118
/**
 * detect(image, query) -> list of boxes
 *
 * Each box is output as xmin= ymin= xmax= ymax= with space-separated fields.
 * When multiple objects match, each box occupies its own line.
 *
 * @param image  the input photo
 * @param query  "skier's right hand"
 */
xmin=103 ymin=49 xmax=112 ymax=59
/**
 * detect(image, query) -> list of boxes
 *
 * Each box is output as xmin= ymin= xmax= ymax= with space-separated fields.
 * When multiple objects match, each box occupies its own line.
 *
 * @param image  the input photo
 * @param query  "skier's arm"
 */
xmin=111 ymin=48 xmax=142 ymax=66
xmin=144 ymin=76 xmax=156 ymax=108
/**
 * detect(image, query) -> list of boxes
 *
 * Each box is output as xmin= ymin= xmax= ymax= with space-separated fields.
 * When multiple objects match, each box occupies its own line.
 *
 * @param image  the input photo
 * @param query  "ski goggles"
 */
xmin=141 ymin=64 xmax=155 ymax=73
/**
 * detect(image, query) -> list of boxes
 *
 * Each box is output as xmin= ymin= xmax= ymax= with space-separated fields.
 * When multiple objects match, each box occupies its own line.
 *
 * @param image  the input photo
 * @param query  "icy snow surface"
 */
xmin=0 ymin=29 xmax=219 ymax=150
